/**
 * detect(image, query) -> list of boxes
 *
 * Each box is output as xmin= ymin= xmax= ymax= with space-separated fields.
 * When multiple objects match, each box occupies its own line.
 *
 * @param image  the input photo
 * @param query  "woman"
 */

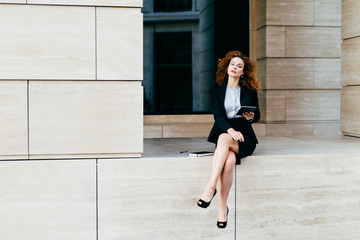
xmin=197 ymin=50 xmax=261 ymax=228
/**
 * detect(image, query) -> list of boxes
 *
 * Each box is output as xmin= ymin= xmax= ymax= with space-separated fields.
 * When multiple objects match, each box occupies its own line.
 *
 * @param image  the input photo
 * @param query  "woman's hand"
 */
xmin=242 ymin=112 xmax=254 ymax=121
xmin=227 ymin=128 xmax=244 ymax=142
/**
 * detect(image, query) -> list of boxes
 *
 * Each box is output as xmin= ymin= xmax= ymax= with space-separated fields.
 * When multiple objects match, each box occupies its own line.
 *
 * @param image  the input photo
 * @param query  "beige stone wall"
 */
xmin=341 ymin=0 xmax=360 ymax=137
xmin=0 ymin=2 xmax=143 ymax=159
xmin=251 ymin=0 xmax=342 ymax=136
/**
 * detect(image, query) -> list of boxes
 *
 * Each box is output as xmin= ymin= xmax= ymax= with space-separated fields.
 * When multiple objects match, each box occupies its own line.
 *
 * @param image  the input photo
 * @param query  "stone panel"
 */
xmin=266 ymin=0 xmax=314 ymax=26
xmin=314 ymin=59 xmax=341 ymax=89
xmin=286 ymin=27 xmax=341 ymax=57
xmin=342 ymin=0 xmax=360 ymax=39
xmin=0 ymin=5 xmax=95 ymax=80
xmin=163 ymin=123 xmax=213 ymax=138
xmin=342 ymin=37 xmax=360 ymax=86
xmin=0 ymin=0 xmax=25 ymax=3
xmin=266 ymin=58 xmax=313 ymax=89
xmin=98 ymin=158 xmax=235 ymax=239
xmin=0 ymin=160 xmax=96 ymax=240
xmin=255 ymin=0 xmax=266 ymax=29
xmin=96 ymin=7 xmax=143 ymax=80
xmin=341 ymin=86 xmax=360 ymax=137
xmin=144 ymin=124 xmax=163 ymax=138
xmin=236 ymin=154 xmax=360 ymax=239
xmin=314 ymin=0 xmax=341 ymax=26
xmin=0 ymin=81 xmax=27 ymax=159
xmin=266 ymin=123 xmax=314 ymax=136
xmin=266 ymin=90 xmax=286 ymax=122
xmin=286 ymin=90 xmax=340 ymax=121
xmin=29 ymin=81 xmax=143 ymax=157
xmin=256 ymin=27 xmax=266 ymax=59
xmin=314 ymin=122 xmax=341 ymax=136
xmin=27 ymin=0 xmax=142 ymax=7
xmin=266 ymin=26 xmax=286 ymax=57
xmin=256 ymin=58 xmax=266 ymax=89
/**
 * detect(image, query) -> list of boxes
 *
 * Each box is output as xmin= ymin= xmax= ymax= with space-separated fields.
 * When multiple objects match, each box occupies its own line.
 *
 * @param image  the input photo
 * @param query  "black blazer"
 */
xmin=207 ymin=81 xmax=260 ymax=144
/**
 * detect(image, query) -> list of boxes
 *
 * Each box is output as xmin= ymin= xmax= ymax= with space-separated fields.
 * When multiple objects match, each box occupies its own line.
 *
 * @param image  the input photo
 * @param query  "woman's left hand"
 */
xmin=242 ymin=112 xmax=254 ymax=121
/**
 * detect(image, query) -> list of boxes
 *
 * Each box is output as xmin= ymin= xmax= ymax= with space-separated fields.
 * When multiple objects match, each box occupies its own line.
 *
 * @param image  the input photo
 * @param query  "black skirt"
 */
xmin=212 ymin=118 xmax=256 ymax=165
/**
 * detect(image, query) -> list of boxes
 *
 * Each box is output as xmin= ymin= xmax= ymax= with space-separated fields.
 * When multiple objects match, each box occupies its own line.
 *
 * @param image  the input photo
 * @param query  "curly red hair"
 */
xmin=216 ymin=50 xmax=261 ymax=91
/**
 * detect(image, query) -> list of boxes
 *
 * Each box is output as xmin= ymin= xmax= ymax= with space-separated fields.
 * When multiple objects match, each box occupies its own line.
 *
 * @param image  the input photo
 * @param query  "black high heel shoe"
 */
xmin=197 ymin=188 xmax=217 ymax=208
xmin=217 ymin=206 xmax=229 ymax=229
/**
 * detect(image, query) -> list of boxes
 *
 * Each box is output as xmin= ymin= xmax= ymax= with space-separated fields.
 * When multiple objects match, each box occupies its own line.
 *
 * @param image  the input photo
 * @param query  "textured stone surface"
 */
xmin=314 ymin=0 xmax=341 ymax=26
xmin=266 ymin=0 xmax=314 ymax=26
xmin=341 ymin=86 xmax=360 ymax=137
xmin=266 ymin=58 xmax=314 ymax=89
xmin=342 ymin=37 xmax=360 ymax=86
xmin=0 ymin=4 xmax=95 ymax=80
xmin=286 ymin=90 xmax=340 ymax=121
xmin=0 ymin=81 xmax=28 ymax=159
xmin=0 ymin=160 xmax=96 ymax=240
xmin=266 ymin=90 xmax=286 ymax=122
xmin=286 ymin=27 xmax=341 ymax=57
xmin=342 ymin=0 xmax=360 ymax=39
xmin=27 ymin=0 xmax=142 ymax=7
xmin=98 ymin=157 xmax=235 ymax=240
xmin=96 ymin=7 xmax=143 ymax=80
xmin=29 ymin=81 xmax=143 ymax=158
xmin=236 ymin=153 xmax=360 ymax=240
xmin=314 ymin=59 xmax=341 ymax=89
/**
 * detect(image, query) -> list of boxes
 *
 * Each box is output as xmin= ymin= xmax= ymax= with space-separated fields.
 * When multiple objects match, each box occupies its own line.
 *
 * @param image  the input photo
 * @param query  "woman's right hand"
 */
xmin=227 ymin=128 xmax=244 ymax=142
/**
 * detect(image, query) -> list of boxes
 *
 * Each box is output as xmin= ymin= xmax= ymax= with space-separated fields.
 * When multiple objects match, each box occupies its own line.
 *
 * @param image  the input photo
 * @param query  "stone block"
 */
xmin=96 ymin=7 xmax=143 ymax=80
xmin=342 ymin=0 xmax=360 ymax=39
xmin=266 ymin=58 xmax=314 ymax=89
xmin=286 ymin=90 xmax=340 ymax=121
xmin=267 ymin=0 xmax=314 ymax=26
xmin=314 ymin=122 xmax=341 ymax=136
xmin=314 ymin=59 xmax=341 ymax=89
xmin=0 ymin=0 xmax=25 ymax=3
xmin=0 ymin=81 xmax=28 ymax=159
xmin=236 ymin=154 xmax=360 ymax=239
xmin=255 ymin=0 xmax=266 ymax=29
xmin=256 ymin=27 xmax=266 ymax=59
xmin=98 ymin=157 xmax=235 ymax=239
xmin=163 ymin=123 xmax=213 ymax=138
xmin=144 ymin=124 xmax=163 ymax=138
xmin=29 ymin=81 xmax=143 ymax=158
xmin=286 ymin=27 xmax=341 ymax=58
xmin=266 ymin=90 xmax=286 ymax=122
xmin=0 ymin=160 xmax=96 ymax=240
xmin=341 ymin=86 xmax=360 ymax=137
xmin=314 ymin=0 xmax=341 ymax=26
xmin=266 ymin=123 xmax=314 ymax=136
xmin=0 ymin=4 xmax=95 ymax=80
xmin=342 ymin=37 xmax=360 ymax=86
xmin=266 ymin=26 xmax=286 ymax=57
xmin=27 ymin=0 xmax=142 ymax=7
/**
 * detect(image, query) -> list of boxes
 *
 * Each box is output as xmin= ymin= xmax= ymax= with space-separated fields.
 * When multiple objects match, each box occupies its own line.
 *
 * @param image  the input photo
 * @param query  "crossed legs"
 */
xmin=198 ymin=133 xmax=238 ymax=223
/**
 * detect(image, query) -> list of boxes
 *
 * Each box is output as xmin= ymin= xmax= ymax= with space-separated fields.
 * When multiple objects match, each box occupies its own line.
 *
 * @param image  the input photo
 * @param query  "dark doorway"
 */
xmin=215 ymin=0 xmax=249 ymax=61
xmin=153 ymin=32 xmax=193 ymax=113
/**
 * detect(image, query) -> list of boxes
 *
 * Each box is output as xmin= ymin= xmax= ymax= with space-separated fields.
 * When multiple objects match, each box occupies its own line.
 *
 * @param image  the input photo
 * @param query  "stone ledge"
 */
xmin=0 ymin=0 xmax=142 ymax=7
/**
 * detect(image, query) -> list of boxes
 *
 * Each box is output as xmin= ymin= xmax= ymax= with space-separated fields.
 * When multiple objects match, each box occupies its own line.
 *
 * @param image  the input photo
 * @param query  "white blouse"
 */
xmin=224 ymin=85 xmax=242 ymax=119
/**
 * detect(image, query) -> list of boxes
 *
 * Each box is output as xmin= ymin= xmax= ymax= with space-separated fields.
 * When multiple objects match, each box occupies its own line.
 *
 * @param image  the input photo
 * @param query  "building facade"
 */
xmin=0 ymin=0 xmax=143 ymax=160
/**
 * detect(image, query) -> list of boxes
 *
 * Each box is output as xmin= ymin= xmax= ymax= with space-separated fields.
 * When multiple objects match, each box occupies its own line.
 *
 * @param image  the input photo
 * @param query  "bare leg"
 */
xmin=218 ymin=151 xmax=236 ymax=224
xmin=199 ymin=133 xmax=239 ymax=203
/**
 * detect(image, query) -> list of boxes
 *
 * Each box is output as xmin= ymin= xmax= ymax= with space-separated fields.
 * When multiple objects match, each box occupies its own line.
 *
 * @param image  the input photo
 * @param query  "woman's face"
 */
xmin=227 ymin=57 xmax=244 ymax=78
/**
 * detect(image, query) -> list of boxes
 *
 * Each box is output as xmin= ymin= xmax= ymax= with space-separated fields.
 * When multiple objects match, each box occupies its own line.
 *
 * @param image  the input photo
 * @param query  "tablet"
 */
xmin=236 ymin=106 xmax=257 ymax=115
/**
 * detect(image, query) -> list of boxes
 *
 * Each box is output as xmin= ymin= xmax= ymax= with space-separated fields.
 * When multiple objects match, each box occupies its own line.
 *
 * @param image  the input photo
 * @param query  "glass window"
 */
xmin=154 ymin=0 xmax=192 ymax=12
xmin=150 ymin=32 xmax=192 ymax=114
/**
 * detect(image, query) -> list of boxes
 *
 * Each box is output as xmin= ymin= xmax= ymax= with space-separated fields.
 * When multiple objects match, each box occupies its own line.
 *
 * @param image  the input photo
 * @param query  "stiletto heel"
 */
xmin=197 ymin=188 xmax=217 ymax=208
xmin=217 ymin=206 xmax=229 ymax=229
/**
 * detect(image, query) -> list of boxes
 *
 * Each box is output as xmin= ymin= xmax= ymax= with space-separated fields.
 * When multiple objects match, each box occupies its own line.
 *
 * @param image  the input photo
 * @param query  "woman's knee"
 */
xmin=217 ymin=133 xmax=233 ymax=147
